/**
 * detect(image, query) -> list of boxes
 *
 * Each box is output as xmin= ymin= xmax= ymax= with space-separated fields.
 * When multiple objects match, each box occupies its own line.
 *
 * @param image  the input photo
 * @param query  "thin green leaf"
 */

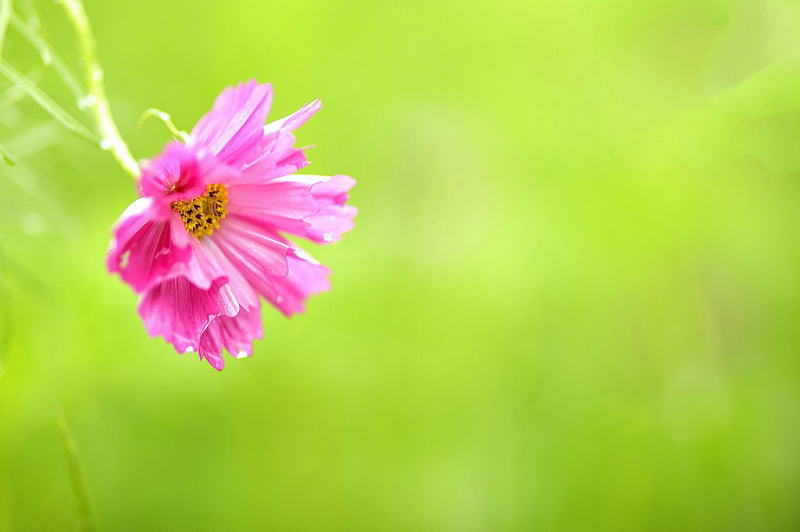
xmin=17 ymin=0 xmax=39 ymax=30
xmin=11 ymin=13 xmax=49 ymax=63
xmin=0 ymin=141 xmax=14 ymax=165
xmin=56 ymin=404 xmax=95 ymax=532
xmin=10 ymin=13 xmax=84 ymax=99
xmin=0 ymin=64 xmax=42 ymax=105
xmin=0 ymin=58 xmax=98 ymax=142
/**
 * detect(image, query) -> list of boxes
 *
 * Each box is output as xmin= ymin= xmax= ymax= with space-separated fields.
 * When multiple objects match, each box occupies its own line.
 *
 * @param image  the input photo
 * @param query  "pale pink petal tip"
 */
xmin=307 ymin=175 xmax=357 ymax=244
xmin=198 ymin=307 xmax=263 ymax=370
xmin=277 ymin=99 xmax=322 ymax=132
xmin=267 ymin=246 xmax=332 ymax=316
xmin=238 ymin=99 xmax=324 ymax=183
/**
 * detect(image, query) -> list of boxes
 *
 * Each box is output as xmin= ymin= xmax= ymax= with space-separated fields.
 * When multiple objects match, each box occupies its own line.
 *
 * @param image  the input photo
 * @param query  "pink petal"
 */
xmin=201 ymin=237 xmax=261 ymax=312
xmin=138 ymin=276 xmax=239 ymax=357
xmin=107 ymin=198 xmax=191 ymax=293
xmin=205 ymin=214 xmax=291 ymax=303
xmin=138 ymin=142 xmax=240 ymax=200
xmin=267 ymin=99 xmax=321 ymax=131
xmin=190 ymin=80 xmax=273 ymax=166
xmin=208 ymin=215 xmax=328 ymax=315
xmin=209 ymin=214 xmax=291 ymax=277
xmin=198 ymin=306 xmax=263 ymax=370
xmin=270 ymin=245 xmax=331 ymax=316
xmin=226 ymin=174 xmax=356 ymax=244
xmin=299 ymin=175 xmax=357 ymax=243
xmin=239 ymin=99 xmax=323 ymax=184
xmin=138 ymin=143 xmax=205 ymax=199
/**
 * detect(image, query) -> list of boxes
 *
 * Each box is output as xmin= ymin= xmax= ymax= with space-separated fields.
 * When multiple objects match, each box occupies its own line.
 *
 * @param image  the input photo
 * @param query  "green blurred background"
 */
xmin=2 ymin=0 xmax=800 ymax=530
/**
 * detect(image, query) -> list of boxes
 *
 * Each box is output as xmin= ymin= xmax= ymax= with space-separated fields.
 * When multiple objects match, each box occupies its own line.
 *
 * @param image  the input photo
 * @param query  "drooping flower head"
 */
xmin=107 ymin=81 xmax=356 ymax=370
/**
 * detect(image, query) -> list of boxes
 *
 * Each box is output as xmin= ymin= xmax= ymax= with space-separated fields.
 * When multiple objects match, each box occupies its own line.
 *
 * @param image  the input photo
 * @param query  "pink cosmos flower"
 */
xmin=107 ymin=81 xmax=356 ymax=370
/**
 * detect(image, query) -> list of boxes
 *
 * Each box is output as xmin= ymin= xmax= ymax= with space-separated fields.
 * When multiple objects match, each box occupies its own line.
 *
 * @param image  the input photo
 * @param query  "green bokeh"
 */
xmin=2 ymin=0 xmax=800 ymax=530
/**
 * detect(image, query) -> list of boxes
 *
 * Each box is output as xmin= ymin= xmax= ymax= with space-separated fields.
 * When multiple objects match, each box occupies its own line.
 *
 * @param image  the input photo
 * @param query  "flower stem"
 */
xmin=0 ymin=0 xmax=11 ymax=54
xmin=0 ymin=141 xmax=14 ymax=165
xmin=59 ymin=0 xmax=140 ymax=179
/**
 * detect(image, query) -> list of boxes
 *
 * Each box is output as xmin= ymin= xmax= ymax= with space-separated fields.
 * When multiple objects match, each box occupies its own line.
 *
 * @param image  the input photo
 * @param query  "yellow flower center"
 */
xmin=171 ymin=184 xmax=228 ymax=237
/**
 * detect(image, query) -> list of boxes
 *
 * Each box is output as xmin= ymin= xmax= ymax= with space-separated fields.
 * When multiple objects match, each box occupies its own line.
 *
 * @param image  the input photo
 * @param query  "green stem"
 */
xmin=11 ymin=13 xmax=84 ymax=99
xmin=0 ymin=141 xmax=14 ymax=165
xmin=60 ymin=0 xmax=140 ymax=178
xmin=56 ymin=404 xmax=95 ymax=532
xmin=0 ymin=58 xmax=98 ymax=142
xmin=0 ymin=0 xmax=11 ymax=54
xmin=138 ymin=108 xmax=190 ymax=142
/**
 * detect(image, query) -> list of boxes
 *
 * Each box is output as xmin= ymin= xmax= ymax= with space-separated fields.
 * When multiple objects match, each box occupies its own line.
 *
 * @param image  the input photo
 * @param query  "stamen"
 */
xmin=171 ymin=184 xmax=228 ymax=237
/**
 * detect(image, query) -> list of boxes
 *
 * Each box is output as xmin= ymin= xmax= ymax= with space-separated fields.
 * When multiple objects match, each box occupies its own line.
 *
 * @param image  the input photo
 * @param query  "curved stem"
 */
xmin=60 ymin=0 xmax=140 ymax=178
xmin=138 ymin=108 xmax=190 ymax=142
